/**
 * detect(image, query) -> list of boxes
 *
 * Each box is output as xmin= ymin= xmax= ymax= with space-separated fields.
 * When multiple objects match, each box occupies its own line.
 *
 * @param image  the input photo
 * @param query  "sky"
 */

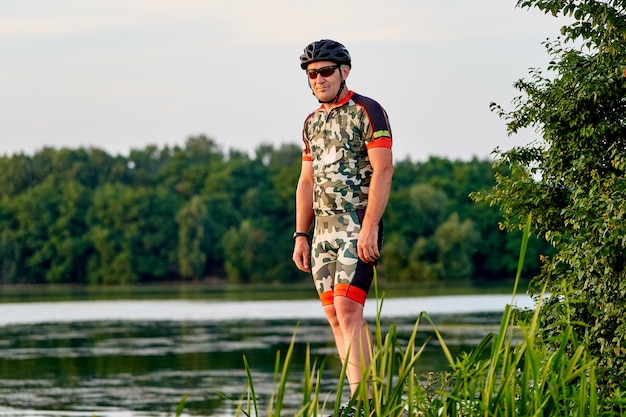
xmin=1 ymin=0 xmax=571 ymax=162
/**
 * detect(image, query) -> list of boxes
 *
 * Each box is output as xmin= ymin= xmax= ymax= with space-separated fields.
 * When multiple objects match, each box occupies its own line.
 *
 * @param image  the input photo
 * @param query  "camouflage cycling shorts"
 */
xmin=311 ymin=209 xmax=382 ymax=306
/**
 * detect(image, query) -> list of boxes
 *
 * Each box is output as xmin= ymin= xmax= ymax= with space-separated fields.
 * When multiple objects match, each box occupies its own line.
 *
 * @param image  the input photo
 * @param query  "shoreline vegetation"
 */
xmin=205 ymin=216 xmax=621 ymax=417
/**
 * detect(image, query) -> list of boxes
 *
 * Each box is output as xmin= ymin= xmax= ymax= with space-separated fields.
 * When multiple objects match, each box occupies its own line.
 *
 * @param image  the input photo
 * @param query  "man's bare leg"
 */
xmin=323 ymin=297 xmax=373 ymax=396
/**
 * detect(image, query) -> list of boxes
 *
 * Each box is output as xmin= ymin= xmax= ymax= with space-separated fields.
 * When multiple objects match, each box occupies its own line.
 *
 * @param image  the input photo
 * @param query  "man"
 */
xmin=292 ymin=39 xmax=394 ymax=415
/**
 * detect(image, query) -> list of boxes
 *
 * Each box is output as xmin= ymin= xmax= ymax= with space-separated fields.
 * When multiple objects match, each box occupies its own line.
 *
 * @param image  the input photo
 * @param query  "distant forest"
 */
xmin=0 ymin=135 xmax=551 ymax=285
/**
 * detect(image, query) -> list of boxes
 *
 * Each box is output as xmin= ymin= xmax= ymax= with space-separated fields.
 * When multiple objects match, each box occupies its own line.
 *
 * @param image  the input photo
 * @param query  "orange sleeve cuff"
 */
xmin=366 ymin=137 xmax=392 ymax=150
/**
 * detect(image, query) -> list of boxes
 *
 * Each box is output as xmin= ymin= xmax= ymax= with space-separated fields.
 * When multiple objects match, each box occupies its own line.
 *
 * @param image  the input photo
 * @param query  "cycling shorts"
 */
xmin=310 ymin=209 xmax=382 ymax=306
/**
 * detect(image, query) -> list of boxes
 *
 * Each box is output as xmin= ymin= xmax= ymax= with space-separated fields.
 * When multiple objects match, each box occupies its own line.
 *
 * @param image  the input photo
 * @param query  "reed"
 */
xmin=204 ymin=214 xmax=619 ymax=416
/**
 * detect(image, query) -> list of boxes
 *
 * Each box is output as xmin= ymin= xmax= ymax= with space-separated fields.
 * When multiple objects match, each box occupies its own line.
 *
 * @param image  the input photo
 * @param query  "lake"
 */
xmin=0 ymin=294 xmax=534 ymax=417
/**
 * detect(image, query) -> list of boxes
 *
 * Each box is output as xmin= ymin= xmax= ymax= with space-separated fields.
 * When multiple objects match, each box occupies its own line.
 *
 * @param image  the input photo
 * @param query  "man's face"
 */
xmin=306 ymin=60 xmax=349 ymax=102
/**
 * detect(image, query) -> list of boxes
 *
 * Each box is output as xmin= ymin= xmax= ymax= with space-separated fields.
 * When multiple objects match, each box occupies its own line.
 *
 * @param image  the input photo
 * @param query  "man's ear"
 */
xmin=341 ymin=65 xmax=351 ymax=78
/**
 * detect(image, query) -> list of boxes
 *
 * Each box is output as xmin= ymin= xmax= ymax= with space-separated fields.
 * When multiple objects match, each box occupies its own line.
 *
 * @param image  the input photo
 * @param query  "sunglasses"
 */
xmin=306 ymin=65 xmax=339 ymax=79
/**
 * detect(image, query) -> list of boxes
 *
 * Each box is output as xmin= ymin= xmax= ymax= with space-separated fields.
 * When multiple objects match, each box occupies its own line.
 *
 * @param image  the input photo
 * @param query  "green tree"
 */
xmin=157 ymin=135 xmax=224 ymax=198
xmin=175 ymin=191 xmax=239 ymax=280
xmin=1 ymin=178 xmax=92 ymax=284
xmin=199 ymin=143 xmax=300 ymax=283
xmin=405 ymin=237 xmax=439 ymax=283
xmin=42 ymin=180 xmax=92 ymax=283
xmin=387 ymin=182 xmax=448 ymax=240
xmin=203 ymin=193 xmax=240 ymax=277
xmin=383 ymin=213 xmax=478 ymax=283
xmin=222 ymin=219 xmax=267 ymax=284
xmin=483 ymin=0 xmax=626 ymax=393
xmin=386 ymin=157 xmax=547 ymax=283
xmin=253 ymin=143 xmax=302 ymax=282
xmin=127 ymin=145 xmax=170 ymax=186
xmin=176 ymin=195 xmax=208 ymax=280
xmin=0 ymin=153 xmax=34 ymax=197
xmin=87 ymin=183 xmax=180 ymax=284
xmin=431 ymin=213 xmax=478 ymax=280
xmin=383 ymin=183 xmax=449 ymax=282
xmin=0 ymin=196 xmax=18 ymax=283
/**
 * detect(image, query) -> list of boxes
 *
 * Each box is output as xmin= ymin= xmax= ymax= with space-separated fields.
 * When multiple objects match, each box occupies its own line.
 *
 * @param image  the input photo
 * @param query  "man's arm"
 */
xmin=358 ymin=147 xmax=394 ymax=264
xmin=292 ymin=161 xmax=315 ymax=272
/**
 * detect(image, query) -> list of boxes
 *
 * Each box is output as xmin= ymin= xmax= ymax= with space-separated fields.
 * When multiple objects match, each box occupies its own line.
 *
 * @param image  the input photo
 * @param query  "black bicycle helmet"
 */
xmin=300 ymin=39 xmax=351 ymax=69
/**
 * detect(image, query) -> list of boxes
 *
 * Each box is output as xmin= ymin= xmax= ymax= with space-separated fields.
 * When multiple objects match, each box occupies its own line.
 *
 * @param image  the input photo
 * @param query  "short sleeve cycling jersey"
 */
xmin=301 ymin=91 xmax=392 ymax=216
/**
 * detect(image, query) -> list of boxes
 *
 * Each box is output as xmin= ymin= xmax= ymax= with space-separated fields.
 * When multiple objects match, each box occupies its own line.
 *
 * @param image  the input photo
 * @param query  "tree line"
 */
xmin=0 ymin=136 xmax=550 ymax=285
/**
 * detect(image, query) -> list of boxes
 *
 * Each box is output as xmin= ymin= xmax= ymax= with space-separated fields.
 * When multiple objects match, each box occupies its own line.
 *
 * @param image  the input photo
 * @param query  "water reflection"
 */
xmin=0 ymin=295 xmax=532 ymax=417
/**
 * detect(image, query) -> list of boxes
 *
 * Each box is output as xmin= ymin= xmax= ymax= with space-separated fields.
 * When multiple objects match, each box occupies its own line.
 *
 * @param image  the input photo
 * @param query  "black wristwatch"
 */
xmin=293 ymin=232 xmax=309 ymax=239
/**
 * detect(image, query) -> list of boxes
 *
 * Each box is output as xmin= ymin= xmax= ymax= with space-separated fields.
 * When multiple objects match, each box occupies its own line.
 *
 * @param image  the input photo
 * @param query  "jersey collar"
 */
xmin=317 ymin=90 xmax=355 ymax=110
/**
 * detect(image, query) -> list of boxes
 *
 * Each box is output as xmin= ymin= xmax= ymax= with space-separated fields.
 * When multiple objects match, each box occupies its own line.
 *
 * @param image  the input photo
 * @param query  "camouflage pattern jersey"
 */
xmin=301 ymin=90 xmax=393 ymax=216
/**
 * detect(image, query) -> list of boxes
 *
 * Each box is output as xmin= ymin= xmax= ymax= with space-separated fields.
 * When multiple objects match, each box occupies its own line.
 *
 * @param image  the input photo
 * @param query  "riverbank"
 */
xmin=0 ymin=279 xmax=528 ymax=303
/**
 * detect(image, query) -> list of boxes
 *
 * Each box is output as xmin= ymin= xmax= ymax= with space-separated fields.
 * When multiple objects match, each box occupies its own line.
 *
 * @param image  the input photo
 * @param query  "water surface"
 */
xmin=0 ymin=295 xmax=533 ymax=417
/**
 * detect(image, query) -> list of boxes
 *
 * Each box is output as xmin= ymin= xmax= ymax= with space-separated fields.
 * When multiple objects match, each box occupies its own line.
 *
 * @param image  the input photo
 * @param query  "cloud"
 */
xmin=0 ymin=0 xmax=229 ymax=38
xmin=217 ymin=0 xmax=570 ymax=46
xmin=0 ymin=0 xmax=569 ymax=44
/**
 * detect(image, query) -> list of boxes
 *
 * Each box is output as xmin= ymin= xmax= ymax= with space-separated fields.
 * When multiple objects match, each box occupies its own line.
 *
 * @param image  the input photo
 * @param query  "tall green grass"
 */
xmin=196 ymin=214 xmax=621 ymax=416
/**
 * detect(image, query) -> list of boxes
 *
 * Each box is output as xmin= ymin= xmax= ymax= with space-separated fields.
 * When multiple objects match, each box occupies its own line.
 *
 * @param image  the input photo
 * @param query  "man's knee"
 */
xmin=333 ymin=296 xmax=365 ymax=325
